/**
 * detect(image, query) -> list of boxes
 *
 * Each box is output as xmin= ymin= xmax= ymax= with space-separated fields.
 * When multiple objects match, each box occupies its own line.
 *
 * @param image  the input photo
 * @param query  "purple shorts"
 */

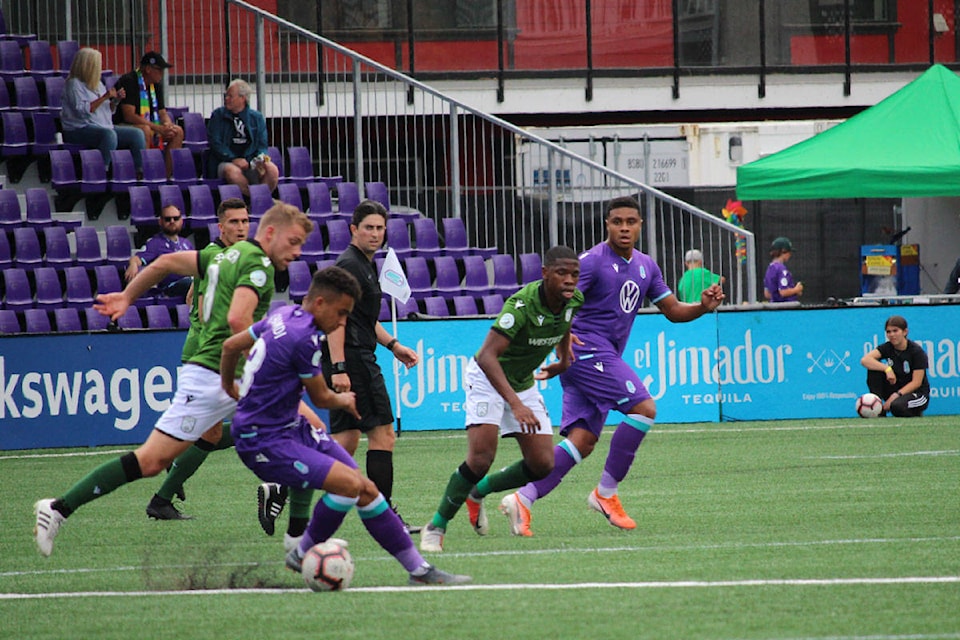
xmin=559 ymin=352 xmax=651 ymax=438
xmin=234 ymin=416 xmax=357 ymax=490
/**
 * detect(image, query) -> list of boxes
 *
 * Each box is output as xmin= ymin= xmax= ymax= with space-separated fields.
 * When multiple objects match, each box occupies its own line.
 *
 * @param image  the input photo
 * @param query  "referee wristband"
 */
xmin=332 ymin=361 xmax=347 ymax=374
xmin=385 ymin=338 xmax=399 ymax=351
xmin=884 ymin=366 xmax=893 ymax=372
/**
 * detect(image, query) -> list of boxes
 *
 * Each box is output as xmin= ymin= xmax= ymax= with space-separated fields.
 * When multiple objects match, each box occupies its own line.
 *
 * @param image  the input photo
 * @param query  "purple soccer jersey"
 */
xmin=136 ymin=233 xmax=194 ymax=289
xmin=764 ymin=261 xmax=797 ymax=302
xmin=570 ymin=242 xmax=671 ymax=357
xmin=231 ymin=305 xmax=325 ymax=435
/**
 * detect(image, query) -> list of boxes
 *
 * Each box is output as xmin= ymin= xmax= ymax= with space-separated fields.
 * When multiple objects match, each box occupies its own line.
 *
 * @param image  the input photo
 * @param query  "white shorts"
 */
xmin=463 ymin=358 xmax=552 ymax=437
xmin=154 ymin=364 xmax=236 ymax=441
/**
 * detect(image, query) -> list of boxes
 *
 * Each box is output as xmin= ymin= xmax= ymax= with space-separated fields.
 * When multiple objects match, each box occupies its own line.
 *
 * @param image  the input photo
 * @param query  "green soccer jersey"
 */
xmin=187 ymin=239 xmax=275 ymax=372
xmin=486 ymin=280 xmax=584 ymax=392
xmin=180 ymin=239 xmax=228 ymax=363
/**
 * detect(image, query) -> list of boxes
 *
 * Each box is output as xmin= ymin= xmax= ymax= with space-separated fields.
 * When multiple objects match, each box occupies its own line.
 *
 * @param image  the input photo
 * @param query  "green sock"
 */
xmin=288 ymin=488 xmax=314 ymax=537
xmin=474 ymin=460 xmax=534 ymax=498
xmin=214 ymin=430 xmax=234 ymax=451
xmin=156 ymin=443 xmax=211 ymax=501
xmin=61 ymin=453 xmax=141 ymax=513
xmin=432 ymin=462 xmax=482 ymax=528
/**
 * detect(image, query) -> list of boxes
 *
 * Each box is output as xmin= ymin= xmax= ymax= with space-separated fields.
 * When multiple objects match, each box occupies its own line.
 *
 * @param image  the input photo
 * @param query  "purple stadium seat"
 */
xmin=139 ymin=148 xmax=167 ymax=190
xmin=13 ymin=76 xmax=42 ymax=112
xmin=109 ymin=149 xmax=138 ymax=192
xmin=519 ymin=252 xmax=542 ymax=284
xmin=0 ymin=189 xmax=22 ymax=229
xmin=217 ymin=183 xmax=243 ymax=203
xmin=0 ymin=309 xmax=20 ymax=333
xmin=0 ymin=231 xmax=11 ymax=269
xmin=42 ymin=226 xmax=72 ymax=269
xmin=491 ymin=254 xmax=520 ymax=297
xmin=423 ymin=296 xmax=450 ymax=317
xmin=441 ymin=217 xmax=496 ymax=260
xmin=64 ymin=266 xmax=94 ymax=308
xmin=2 ymin=268 xmax=33 ymax=310
xmin=0 ymin=111 xmax=30 ymax=157
xmin=104 ymin=225 xmax=133 ymax=269
xmin=266 ymin=146 xmax=284 ymax=178
xmin=33 ymin=267 xmax=63 ymax=309
xmin=395 ymin=297 xmax=420 ymax=319
xmin=412 ymin=218 xmax=443 ymax=260
xmin=325 ymin=219 xmax=351 ymax=255
xmin=117 ymin=306 xmax=142 ymax=329
xmin=128 ymin=185 xmax=158 ymax=231
xmin=169 ymin=148 xmax=200 ymax=187
xmin=181 ymin=111 xmax=207 ymax=155
xmin=385 ymin=218 xmax=414 ymax=261
xmin=453 ymin=295 xmax=479 ymax=316
xmin=24 ymin=308 xmax=52 ymax=333
xmin=175 ymin=303 xmax=191 ymax=329
xmin=0 ymin=41 xmax=26 ymax=81
xmin=379 ymin=297 xmax=391 ymax=321
xmin=78 ymin=149 xmax=109 ymax=193
xmin=41 ymin=76 xmax=64 ymax=116
xmin=187 ymin=184 xmax=217 ymax=228
xmin=284 ymin=146 xmax=316 ymax=188
xmin=94 ymin=264 xmax=123 ymax=296
xmin=403 ymin=256 xmax=433 ymax=300
xmin=433 ymin=256 xmax=462 ymax=297
xmin=0 ymin=8 xmax=36 ymax=47
xmin=32 ymin=112 xmax=69 ymax=156
xmin=83 ymin=307 xmax=109 ymax=331
xmin=49 ymin=149 xmax=80 ymax=196
xmin=158 ymin=184 xmax=185 ymax=215
xmin=0 ymin=78 xmax=9 ymax=110
xmin=13 ymin=227 xmax=44 ymax=269
xmin=335 ymin=182 xmax=360 ymax=215
xmin=25 ymin=187 xmax=56 ymax=229
xmin=306 ymin=182 xmax=333 ymax=216
xmin=276 ymin=182 xmax=303 ymax=210
xmin=145 ymin=304 xmax=174 ymax=329
xmin=247 ymin=220 xmax=258 ymax=239
xmin=364 ymin=181 xmax=391 ymax=211
xmin=287 ymin=259 xmax=312 ymax=303
xmin=73 ymin=226 xmax=103 ymax=268
xmin=27 ymin=40 xmax=58 ymax=77
xmin=462 ymin=255 xmax=491 ymax=296
xmin=54 ymin=307 xmax=82 ymax=332
xmin=481 ymin=293 xmax=504 ymax=315
xmin=316 ymin=258 xmax=336 ymax=272
xmin=299 ymin=226 xmax=327 ymax=263
xmin=207 ymin=222 xmax=220 ymax=242
xmin=248 ymin=183 xmax=274 ymax=221
xmin=56 ymin=40 xmax=79 ymax=75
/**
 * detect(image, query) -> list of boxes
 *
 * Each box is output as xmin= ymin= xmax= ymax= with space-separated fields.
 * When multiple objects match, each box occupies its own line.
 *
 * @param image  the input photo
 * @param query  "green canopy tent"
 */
xmin=736 ymin=65 xmax=960 ymax=200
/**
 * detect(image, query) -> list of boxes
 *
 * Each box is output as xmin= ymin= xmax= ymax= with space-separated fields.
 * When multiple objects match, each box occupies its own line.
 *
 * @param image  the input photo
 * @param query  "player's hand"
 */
xmin=223 ymin=382 xmax=239 ymax=401
xmin=93 ymin=292 xmax=129 ymax=321
xmin=885 ymin=370 xmax=896 ymax=383
xmin=701 ymin=284 xmax=725 ymax=310
xmin=511 ymin=403 xmax=540 ymax=434
xmin=535 ymin=361 xmax=568 ymax=380
xmin=393 ymin=343 xmax=419 ymax=368
xmin=332 ymin=371 xmax=351 ymax=393
xmin=337 ymin=391 xmax=360 ymax=420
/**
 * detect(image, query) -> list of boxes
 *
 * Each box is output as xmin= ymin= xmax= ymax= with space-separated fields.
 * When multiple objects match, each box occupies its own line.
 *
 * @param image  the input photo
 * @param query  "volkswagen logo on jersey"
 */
xmin=619 ymin=280 xmax=640 ymax=313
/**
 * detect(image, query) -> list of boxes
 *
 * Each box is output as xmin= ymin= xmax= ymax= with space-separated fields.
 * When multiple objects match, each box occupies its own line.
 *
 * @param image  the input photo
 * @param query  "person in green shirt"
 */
xmin=676 ymin=249 xmax=723 ymax=303
xmin=420 ymin=246 xmax=583 ymax=553
xmin=33 ymin=202 xmax=312 ymax=557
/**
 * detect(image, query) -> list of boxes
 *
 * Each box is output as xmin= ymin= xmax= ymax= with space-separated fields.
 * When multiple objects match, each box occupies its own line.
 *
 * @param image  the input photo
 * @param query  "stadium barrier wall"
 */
xmin=1 ymin=305 xmax=958 ymax=450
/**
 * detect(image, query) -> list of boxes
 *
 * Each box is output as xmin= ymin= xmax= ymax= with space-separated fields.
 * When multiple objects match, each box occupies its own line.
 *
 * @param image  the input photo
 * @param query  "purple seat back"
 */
xmin=13 ymin=227 xmax=43 ymax=268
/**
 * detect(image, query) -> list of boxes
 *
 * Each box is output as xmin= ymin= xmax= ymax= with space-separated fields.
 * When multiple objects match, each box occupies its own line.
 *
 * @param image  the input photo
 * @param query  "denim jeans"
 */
xmin=63 ymin=125 xmax=146 ymax=170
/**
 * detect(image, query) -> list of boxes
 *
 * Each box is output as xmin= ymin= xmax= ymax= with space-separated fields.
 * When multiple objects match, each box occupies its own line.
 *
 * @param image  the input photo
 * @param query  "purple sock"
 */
xmin=518 ymin=440 xmax=579 ymax=505
xmin=359 ymin=494 xmax=424 ymax=573
xmin=299 ymin=493 xmax=354 ymax=553
xmin=599 ymin=419 xmax=650 ymax=493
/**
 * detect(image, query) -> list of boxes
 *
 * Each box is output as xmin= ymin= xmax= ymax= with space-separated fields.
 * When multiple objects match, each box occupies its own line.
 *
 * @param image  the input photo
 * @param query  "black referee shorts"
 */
xmin=326 ymin=348 xmax=395 ymax=433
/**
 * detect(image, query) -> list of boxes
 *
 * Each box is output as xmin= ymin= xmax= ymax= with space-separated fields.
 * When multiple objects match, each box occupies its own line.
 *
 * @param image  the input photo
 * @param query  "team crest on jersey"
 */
xmin=903 ymin=362 xmax=911 ymax=373
xmin=619 ymin=280 xmax=640 ymax=313
xmin=311 ymin=350 xmax=322 ymax=367
xmin=250 ymin=269 xmax=268 ymax=287
xmin=498 ymin=313 xmax=515 ymax=330
xmin=625 ymin=380 xmax=636 ymax=394
xmin=476 ymin=402 xmax=489 ymax=417
xmin=223 ymin=248 xmax=241 ymax=263
xmin=179 ymin=416 xmax=197 ymax=434
xmin=639 ymin=265 xmax=647 ymax=279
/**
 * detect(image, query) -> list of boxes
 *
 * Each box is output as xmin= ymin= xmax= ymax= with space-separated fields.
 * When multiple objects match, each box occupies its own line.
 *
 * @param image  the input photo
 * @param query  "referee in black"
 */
xmin=323 ymin=200 xmax=422 ymax=532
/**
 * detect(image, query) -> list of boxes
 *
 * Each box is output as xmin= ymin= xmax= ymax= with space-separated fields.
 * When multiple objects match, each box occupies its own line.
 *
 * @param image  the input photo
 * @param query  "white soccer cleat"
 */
xmin=283 ymin=533 xmax=303 ymax=554
xmin=419 ymin=523 xmax=445 ymax=552
xmin=34 ymin=499 xmax=64 ymax=557
xmin=465 ymin=496 xmax=489 ymax=536
xmin=499 ymin=492 xmax=533 ymax=537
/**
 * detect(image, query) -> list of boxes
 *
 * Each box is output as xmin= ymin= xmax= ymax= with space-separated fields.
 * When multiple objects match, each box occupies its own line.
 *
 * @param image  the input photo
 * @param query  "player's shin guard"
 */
xmin=599 ymin=415 xmax=653 ymax=495
xmin=301 ymin=493 xmax=356 ymax=552
xmin=359 ymin=493 xmax=425 ymax=573
xmin=518 ymin=438 xmax=581 ymax=505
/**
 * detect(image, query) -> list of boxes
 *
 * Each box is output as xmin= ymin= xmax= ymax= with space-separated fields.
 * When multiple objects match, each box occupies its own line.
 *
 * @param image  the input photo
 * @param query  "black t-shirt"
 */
xmin=112 ymin=71 xmax=167 ymax=126
xmin=334 ymin=243 xmax=381 ymax=352
xmin=877 ymin=339 xmax=930 ymax=396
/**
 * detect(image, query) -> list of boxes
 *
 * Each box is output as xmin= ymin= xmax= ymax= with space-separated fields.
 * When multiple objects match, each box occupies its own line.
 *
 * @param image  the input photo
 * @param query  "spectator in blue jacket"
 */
xmin=206 ymin=79 xmax=279 ymax=197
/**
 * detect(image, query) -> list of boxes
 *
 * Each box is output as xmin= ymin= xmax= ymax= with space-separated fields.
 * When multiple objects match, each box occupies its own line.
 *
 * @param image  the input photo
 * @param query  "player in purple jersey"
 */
xmin=221 ymin=267 xmax=471 ymax=586
xmin=497 ymin=196 xmax=724 ymax=536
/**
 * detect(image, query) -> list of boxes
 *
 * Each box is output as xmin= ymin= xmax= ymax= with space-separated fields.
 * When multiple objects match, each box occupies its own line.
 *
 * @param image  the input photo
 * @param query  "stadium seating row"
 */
xmin=0 ymin=303 xmax=189 ymax=335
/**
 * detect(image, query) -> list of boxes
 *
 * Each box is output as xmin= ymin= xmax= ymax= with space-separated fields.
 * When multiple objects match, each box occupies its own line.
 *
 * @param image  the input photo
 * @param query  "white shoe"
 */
xmin=283 ymin=533 xmax=302 ymax=554
xmin=34 ymin=499 xmax=64 ymax=557
xmin=419 ymin=523 xmax=445 ymax=552
xmin=465 ymin=496 xmax=489 ymax=536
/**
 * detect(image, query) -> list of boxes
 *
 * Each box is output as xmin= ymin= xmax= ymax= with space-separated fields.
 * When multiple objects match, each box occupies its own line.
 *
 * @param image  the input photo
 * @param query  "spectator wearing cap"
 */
xmin=676 ymin=249 xmax=724 ymax=303
xmin=113 ymin=51 xmax=184 ymax=177
xmin=206 ymin=78 xmax=279 ymax=196
xmin=763 ymin=236 xmax=803 ymax=302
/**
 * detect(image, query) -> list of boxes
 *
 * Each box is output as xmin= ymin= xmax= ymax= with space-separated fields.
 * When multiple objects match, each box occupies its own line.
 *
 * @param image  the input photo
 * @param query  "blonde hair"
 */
xmin=257 ymin=201 xmax=313 ymax=239
xmin=68 ymin=48 xmax=103 ymax=92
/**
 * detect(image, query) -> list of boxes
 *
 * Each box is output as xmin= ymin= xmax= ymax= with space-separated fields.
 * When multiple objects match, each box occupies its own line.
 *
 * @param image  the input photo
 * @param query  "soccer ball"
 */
xmin=855 ymin=393 xmax=883 ymax=418
xmin=301 ymin=541 xmax=354 ymax=592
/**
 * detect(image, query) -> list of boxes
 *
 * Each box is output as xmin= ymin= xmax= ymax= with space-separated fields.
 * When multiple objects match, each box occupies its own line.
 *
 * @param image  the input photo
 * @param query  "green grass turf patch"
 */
xmin=1 ymin=416 xmax=958 ymax=639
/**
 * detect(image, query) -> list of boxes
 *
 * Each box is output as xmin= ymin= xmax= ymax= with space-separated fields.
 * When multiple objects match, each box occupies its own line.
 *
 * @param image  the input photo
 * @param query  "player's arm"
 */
xmin=535 ymin=330 xmax=574 ymax=380
xmin=298 ymin=400 xmax=327 ymax=431
xmin=326 ymin=324 xmax=351 ymax=392
xmin=892 ymin=368 xmax=926 ymax=399
xmin=657 ymin=285 xmax=723 ymax=323
xmin=375 ymin=321 xmax=417 ymax=368
xmin=95 ymin=250 xmax=199 ymax=320
xmin=860 ymin=348 xmax=897 ymax=384
xmin=475 ymin=329 xmax=539 ymax=430
xmin=220 ymin=327 xmax=255 ymax=400
xmin=226 ymin=286 xmax=260 ymax=334
xmin=303 ymin=374 xmax=360 ymax=420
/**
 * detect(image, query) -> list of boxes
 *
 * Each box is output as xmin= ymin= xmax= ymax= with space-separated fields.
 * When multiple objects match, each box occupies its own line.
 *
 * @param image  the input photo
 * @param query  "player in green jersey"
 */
xmin=420 ymin=246 xmax=583 ymax=552
xmin=34 ymin=202 xmax=312 ymax=557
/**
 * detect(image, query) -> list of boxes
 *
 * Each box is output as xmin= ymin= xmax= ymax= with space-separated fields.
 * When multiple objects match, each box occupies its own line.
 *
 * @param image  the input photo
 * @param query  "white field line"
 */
xmin=1 ymin=575 xmax=958 ymax=599
xmin=4 ymin=535 xmax=959 ymax=578
xmin=810 ymin=450 xmax=959 ymax=460
xmin=0 ymin=421 xmax=918 ymax=461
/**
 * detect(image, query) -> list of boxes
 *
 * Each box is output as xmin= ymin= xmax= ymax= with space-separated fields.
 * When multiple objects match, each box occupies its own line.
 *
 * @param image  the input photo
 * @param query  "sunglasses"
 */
xmin=162 ymin=215 xmax=182 ymax=222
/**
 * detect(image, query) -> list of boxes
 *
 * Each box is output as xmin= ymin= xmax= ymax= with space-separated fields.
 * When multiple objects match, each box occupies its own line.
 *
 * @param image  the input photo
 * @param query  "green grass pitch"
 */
xmin=1 ymin=416 xmax=958 ymax=640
